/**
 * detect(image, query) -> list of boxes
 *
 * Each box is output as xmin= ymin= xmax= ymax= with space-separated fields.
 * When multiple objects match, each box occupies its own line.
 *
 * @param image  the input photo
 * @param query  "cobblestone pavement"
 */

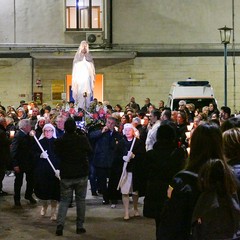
xmin=0 ymin=175 xmax=155 ymax=240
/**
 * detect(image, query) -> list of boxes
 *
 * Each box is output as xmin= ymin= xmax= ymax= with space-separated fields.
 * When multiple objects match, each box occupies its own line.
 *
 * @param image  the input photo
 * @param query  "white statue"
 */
xmin=71 ymin=41 xmax=95 ymax=110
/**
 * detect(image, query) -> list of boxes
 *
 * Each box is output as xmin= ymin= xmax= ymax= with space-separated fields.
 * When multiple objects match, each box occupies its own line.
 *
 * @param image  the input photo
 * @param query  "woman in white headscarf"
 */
xmin=72 ymin=41 xmax=95 ymax=110
xmin=34 ymin=123 xmax=60 ymax=221
xmin=114 ymin=123 xmax=146 ymax=220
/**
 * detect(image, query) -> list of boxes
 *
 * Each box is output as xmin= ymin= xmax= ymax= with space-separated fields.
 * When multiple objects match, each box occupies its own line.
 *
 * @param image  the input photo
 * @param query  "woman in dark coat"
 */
xmin=143 ymin=122 xmax=186 ymax=236
xmin=157 ymin=122 xmax=224 ymax=240
xmin=114 ymin=123 xmax=146 ymax=220
xmin=176 ymin=110 xmax=188 ymax=147
xmin=34 ymin=123 xmax=60 ymax=221
xmin=223 ymin=127 xmax=240 ymax=199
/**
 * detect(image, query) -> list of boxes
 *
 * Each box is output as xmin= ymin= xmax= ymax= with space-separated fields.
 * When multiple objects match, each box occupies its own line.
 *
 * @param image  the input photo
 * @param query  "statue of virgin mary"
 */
xmin=71 ymin=41 xmax=95 ymax=110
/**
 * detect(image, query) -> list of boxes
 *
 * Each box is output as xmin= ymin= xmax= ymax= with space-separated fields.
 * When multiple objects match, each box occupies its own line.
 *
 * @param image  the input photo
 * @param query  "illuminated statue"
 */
xmin=71 ymin=41 xmax=95 ymax=110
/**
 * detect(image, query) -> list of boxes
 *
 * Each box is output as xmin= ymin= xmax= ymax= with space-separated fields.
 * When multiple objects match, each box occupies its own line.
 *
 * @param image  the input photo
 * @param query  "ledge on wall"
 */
xmin=30 ymin=50 xmax=137 ymax=59
xmin=0 ymin=44 xmax=137 ymax=59
xmin=1 ymin=43 xmax=240 ymax=58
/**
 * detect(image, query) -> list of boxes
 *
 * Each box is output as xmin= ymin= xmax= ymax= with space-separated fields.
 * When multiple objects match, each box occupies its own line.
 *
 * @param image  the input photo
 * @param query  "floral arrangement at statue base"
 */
xmin=71 ymin=101 xmax=111 ymax=132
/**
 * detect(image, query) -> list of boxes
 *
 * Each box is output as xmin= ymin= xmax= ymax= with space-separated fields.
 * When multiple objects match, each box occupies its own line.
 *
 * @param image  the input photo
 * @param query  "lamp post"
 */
xmin=218 ymin=26 xmax=232 ymax=106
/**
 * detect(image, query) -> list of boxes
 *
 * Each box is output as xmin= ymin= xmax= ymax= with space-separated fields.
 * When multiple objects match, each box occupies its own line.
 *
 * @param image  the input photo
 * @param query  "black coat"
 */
xmin=0 ymin=128 xmax=11 ymax=170
xmin=176 ymin=123 xmax=188 ymax=147
xmin=10 ymin=130 xmax=35 ymax=172
xmin=143 ymin=143 xmax=186 ymax=219
xmin=227 ymin=158 xmax=240 ymax=199
xmin=34 ymin=137 xmax=60 ymax=200
xmin=192 ymin=191 xmax=240 ymax=240
xmin=89 ymin=129 xmax=123 ymax=168
xmin=109 ymin=136 xmax=146 ymax=197
xmin=158 ymin=170 xmax=200 ymax=240
xmin=54 ymin=132 xmax=92 ymax=179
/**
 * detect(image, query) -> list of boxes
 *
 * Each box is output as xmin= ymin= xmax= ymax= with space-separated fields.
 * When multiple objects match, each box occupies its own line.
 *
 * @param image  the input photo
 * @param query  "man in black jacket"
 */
xmin=55 ymin=118 xmax=92 ymax=236
xmin=0 ymin=117 xmax=10 ymax=196
xmin=88 ymin=117 xmax=123 ymax=205
xmin=11 ymin=119 xmax=37 ymax=206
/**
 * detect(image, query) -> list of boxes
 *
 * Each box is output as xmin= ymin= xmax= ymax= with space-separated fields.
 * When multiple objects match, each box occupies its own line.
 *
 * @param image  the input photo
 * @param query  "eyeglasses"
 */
xmin=44 ymin=129 xmax=53 ymax=132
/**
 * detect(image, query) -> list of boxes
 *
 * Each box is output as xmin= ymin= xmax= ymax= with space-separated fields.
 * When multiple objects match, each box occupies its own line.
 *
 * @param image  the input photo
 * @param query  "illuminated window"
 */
xmin=66 ymin=0 xmax=103 ymax=31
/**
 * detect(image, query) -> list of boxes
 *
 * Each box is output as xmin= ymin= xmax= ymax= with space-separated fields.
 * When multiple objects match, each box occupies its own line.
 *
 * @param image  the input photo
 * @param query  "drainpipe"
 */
xmin=109 ymin=0 xmax=112 ymax=46
xmin=13 ymin=0 xmax=16 ymax=43
xmin=31 ymin=57 xmax=34 ymax=100
xmin=232 ymin=0 xmax=236 ymax=113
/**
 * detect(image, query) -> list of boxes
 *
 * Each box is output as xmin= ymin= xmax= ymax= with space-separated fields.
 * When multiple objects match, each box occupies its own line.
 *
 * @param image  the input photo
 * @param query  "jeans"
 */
xmin=57 ymin=176 xmax=88 ymax=229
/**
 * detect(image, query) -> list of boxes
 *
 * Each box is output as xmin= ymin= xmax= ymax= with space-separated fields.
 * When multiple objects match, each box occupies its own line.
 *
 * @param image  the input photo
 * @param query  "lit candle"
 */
xmin=187 ymin=147 xmax=190 ymax=156
xmin=187 ymin=123 xmax=194 ymax=131
xmin=10 ymin=130 xmax=15 ymax=138
xmin=185 ymin=131 xmax=191 ymax=139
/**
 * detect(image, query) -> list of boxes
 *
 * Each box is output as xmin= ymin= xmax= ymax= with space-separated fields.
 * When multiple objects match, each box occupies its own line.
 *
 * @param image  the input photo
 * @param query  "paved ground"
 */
xmin=0 ymin=175 xmax=155 ymax=240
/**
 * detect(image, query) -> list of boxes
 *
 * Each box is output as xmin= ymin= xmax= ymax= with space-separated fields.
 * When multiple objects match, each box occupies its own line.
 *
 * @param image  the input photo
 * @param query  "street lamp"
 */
xmin=218 ymin=26 xmax=233 ymax=106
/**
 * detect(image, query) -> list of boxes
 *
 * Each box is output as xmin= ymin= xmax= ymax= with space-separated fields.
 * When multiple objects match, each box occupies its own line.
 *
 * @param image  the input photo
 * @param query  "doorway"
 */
xmin=66 ymin=74 xmax=103 ymax=103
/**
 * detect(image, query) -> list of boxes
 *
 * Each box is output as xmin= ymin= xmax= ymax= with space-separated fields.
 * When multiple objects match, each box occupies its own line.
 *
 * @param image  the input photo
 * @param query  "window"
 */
xmin=66 ymin=0 xmax=103 ymax=31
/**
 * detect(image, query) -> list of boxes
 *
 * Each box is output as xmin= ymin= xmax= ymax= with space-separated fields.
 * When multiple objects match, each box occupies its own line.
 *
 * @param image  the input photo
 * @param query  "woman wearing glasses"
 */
xmin=34 ymin=123 xmax=60 ymax=221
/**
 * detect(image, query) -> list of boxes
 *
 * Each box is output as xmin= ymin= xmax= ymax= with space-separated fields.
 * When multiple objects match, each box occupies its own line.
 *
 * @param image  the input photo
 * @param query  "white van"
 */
xmin=167 ymin=78 xmax=217 ymax=111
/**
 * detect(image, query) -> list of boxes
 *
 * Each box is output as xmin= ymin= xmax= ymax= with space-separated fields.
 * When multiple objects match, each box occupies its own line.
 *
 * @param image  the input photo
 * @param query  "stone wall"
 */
xmin=1 ymin=55 xmax=240 ymax=112
xmin=0 ymin=58 xmax=32 ymax=107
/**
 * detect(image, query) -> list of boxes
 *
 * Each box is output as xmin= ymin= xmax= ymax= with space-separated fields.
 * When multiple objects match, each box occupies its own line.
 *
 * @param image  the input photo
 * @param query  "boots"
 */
xmin=41 ymin=200 xmax=48 ymax=216
xmin=122 ymin=194 xmax=130 ymax=220
xmin=50 ymin=200 xmax=58 ymax=221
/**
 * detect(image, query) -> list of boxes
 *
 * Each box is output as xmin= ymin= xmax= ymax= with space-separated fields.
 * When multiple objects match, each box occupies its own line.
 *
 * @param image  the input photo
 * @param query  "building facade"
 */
xmin=0 ymin=0 xmax=240 ymax=112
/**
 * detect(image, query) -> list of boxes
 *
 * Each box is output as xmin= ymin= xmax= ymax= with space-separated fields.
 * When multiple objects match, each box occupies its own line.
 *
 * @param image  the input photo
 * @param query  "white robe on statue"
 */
xmin=72 ymin=56 xmax=95 ymax=110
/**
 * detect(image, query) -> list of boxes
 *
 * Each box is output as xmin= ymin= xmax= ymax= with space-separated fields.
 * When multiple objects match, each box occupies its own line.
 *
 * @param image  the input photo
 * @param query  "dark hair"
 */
xmin=223 ymin=127 xmax=240 ymax=161
xmin=121 ymin=114 xmax=130 ymax=123
xmin=187 ymin=122 xmax=223 ymax=173
xmin=106 ymin=105 xmax=113 ymax=110
xmin=115 ymin=104 xmax=122 ymax=111
xmin=151 ymin=109 xmax=161 ymax=120
xmin=220 ymin=117 xmax=240 ymax=133
xmin=161 ymin=109 xmax=171 ymax=120
xmin=64 ymin=117 xmax=76 ymax=133
xmin=156 ymin=122 xmax=176 ymax=146
xmin=209 ymin=119 xmax=220 ymax=126
xmin=209 ymin=102 xmax=218 ymax=110
xmin=198 ymin=159 xmax=237 ymax=196
xmin=221 ymin=106 xmax=231 ymax=116
xmin=177 ymin=110 xmax=188 ymax=124
xmin=45 ymin=106 xmax=51 ymax=112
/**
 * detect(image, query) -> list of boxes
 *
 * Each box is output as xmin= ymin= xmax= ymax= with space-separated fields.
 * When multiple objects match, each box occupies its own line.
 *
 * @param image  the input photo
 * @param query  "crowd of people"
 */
xmin=1 ymin=97 xmax=240 ymax=239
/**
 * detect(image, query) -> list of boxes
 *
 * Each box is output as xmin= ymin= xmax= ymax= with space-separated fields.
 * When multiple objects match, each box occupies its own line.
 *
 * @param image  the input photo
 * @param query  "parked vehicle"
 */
xmin=167 ymin=78 xmax=217 ymax=111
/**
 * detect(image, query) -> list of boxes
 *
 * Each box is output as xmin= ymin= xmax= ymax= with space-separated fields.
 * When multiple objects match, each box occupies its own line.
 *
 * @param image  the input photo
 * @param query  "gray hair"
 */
xmin=5 ymin=116 xmax=14 ymax=124
xmin=18 ymin=119 xmax=31 ymax=130
xmin=56 ymin=115 xmax=67 ymax=122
